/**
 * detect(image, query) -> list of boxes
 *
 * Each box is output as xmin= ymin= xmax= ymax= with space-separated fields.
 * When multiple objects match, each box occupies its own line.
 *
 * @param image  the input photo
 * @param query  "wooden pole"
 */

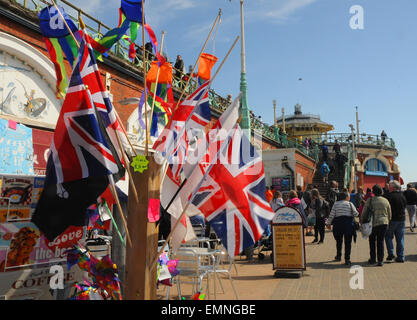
xmin=147 ymin=30 xmax=166 ymax=139
xmin=108 ymin=178 xmax=133 ymax=247
xmin=171 ymin=10 xmax=221 ymax=115
xmin=141 ymin=0 xmax=149 ymax=156
xmin=125 ymin=156 xmax=162 ymax=300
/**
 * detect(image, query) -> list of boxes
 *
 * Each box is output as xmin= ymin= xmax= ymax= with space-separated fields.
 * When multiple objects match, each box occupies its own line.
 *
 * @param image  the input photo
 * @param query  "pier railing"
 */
xmin=307 ymin=133 xmax=395 ymax=149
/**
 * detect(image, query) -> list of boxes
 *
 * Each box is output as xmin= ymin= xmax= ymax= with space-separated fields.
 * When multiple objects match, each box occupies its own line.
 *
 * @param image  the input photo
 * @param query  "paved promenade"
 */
xmin=161 ymin=223 xmax=417 ymax=300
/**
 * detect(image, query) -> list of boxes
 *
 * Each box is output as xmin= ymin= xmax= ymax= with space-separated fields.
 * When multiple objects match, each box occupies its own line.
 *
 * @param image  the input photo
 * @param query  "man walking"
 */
xmin=321 ymin=161 xmax=330 ymax=184
xmin=354 ymin=187 xmax=365 ymax=209
xmin=384 ymin=180 xmax=407 ymax=262
xmin=403 ymin=183 xmax=417 ymax=232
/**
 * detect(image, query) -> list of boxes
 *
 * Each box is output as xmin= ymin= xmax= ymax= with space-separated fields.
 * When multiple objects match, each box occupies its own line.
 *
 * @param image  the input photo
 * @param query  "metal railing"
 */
xmin=307 ymin=133 xmax=395 ymax=149
xmin=343 ymin=144 xmax=353 ymax=190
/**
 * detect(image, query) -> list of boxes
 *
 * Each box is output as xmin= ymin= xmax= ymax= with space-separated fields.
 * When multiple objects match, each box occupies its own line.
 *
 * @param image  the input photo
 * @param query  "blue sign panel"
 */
xmin=0 ymin=119 xmax=34 ymax=175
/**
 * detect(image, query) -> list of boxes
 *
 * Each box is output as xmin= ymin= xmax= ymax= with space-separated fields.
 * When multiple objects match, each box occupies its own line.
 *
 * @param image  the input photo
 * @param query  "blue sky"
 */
xmin=70 ymin=0 xmax=417 ymax=183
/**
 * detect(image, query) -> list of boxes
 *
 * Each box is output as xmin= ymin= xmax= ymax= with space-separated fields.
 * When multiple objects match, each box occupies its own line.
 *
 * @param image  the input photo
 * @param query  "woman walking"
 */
xmin=326 ymin=191 xmax=359 ymax=265
xmin=310 ymin=189 xmax=330 ymax=244
xmin=361 ymin=184 xmax=391 ymax=266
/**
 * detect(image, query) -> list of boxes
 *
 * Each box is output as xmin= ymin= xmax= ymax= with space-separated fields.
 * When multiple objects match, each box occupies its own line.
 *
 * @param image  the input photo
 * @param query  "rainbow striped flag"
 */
xmin=39 ymin=6 xmax=79 ymax=98
xmin=39 ymin=5 xmax=130 ymax=98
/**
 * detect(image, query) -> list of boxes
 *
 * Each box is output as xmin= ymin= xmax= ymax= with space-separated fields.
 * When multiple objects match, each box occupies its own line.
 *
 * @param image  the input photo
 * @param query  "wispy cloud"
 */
xmin=246 ymin=0 xmax=318 ymax=23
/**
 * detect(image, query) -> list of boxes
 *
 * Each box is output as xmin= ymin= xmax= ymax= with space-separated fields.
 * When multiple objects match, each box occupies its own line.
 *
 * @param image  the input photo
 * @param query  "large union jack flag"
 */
xmin=48 ymin=32 xmax=124 ymax=185
xmin=191 ymin=125 xmax=275 ymax=257
xmin=32 ymin=33 xmax=124 ymax=241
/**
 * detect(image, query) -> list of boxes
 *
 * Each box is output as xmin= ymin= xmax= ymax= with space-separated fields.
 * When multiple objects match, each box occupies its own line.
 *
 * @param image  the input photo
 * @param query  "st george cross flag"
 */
xmin=190 ymin=125 xmax=275 ymax=258
xmin=32 ymin=33 xmax=125 ymax=241
xmin=153 ymin=82 xmax=211 ymax=252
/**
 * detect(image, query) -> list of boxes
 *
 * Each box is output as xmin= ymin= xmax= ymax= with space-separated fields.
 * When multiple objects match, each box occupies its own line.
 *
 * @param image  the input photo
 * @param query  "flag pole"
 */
xmin=50 ymin=0 xmax=80 ymax=49
xmin=147 ymin=30 xmax=166 ymax=139
xmin=141 ymin=0 xmax=149 ymax=156
xmin=53 ymin=9 xmax=134 ymax=247
xmin=108 ymin=175 xmax=133 ymax=247
xmin=159 ymin=35 xmax=240 ymax=192
xmin=80 ymin=13 xmax=138 ymax=158
xmin=78 ymin=16 xmax=140 ymax=205
xmin=171 ymin=9 xmax=221 ymax=114
xmin=103 ymin=200 xmax=126 ymax=248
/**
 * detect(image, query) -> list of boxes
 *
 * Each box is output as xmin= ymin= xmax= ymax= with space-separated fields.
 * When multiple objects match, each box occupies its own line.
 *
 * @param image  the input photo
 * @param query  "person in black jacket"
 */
xmin=174 ymin=55 xmax=184 ymax=80
xmin=302 ymin=184 xmax=314 ymax=236
xmin=403 ymin=183 xmax=417 ymax=232
xmin=384 ymin=180 xmax=407 ymax=262
xmin=310 ymin=189 xmax=330 ymax=244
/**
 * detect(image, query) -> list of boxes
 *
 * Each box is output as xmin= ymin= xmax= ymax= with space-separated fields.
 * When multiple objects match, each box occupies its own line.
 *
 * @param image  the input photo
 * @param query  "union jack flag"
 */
xmin=32 ymin=33 xmax=124 ymax=241
xmin=190 ymin=125 xmax=275 ymax=257
xmin=47 ymin=33 xmax=124 ymax=184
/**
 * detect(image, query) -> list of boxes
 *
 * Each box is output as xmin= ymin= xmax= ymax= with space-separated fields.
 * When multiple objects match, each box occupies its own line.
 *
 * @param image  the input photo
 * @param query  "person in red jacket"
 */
xmin=265 ymin=186 xmax=274 ymax=203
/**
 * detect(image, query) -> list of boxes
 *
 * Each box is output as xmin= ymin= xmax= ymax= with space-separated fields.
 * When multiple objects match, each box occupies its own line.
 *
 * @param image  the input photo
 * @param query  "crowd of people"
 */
xmin=266 ymin=180 xmax=417 ymax=267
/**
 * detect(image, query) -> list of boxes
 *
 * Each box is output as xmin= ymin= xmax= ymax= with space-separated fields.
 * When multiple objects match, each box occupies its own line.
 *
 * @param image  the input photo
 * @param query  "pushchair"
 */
xmin=253 ymin=225 xmax=273 ymax=261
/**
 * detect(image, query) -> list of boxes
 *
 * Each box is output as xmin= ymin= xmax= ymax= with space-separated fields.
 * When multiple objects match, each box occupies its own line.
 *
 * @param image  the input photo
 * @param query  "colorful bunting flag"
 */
xmin=39 ymin=5 xmax=131 ymax=99
xmin=119 ymin=0 xmax=143 ymax=42
xmin=39 ymin=5 xmax=79 ymax=98
xmin=145 ymin=61 xmax=174 ymax=137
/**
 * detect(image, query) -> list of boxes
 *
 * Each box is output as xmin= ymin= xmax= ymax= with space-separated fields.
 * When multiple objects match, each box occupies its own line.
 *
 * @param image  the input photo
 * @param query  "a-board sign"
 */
xmin=272 ymin=206 xmax=306 ymax=271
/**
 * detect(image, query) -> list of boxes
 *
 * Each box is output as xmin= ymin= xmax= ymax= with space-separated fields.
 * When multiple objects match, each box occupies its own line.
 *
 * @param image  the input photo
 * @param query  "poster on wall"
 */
xmin=32 ymin=128 xmax=53 ymax=176
xmin=0 ymin=221 xmax=85 ymax=272
xmin=271 ymin=176 xmax=291 ymax=191
xmin=0 ymin=175 xmax=45 ymax=223
xmin=0 ymin=119 xmax=34 ymax=175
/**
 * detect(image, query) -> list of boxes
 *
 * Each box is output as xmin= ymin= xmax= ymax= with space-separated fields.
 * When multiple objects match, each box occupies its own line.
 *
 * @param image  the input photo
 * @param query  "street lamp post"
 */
xmin=349 ymin=124 xmax=357 ymax=192
xmin=239 ymin=0 xmax=251 ymax=139
xmin=355 ymin=106 xmax=360 ymax=144
xmin=273 ymin=100 xmax=277 ymax=127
